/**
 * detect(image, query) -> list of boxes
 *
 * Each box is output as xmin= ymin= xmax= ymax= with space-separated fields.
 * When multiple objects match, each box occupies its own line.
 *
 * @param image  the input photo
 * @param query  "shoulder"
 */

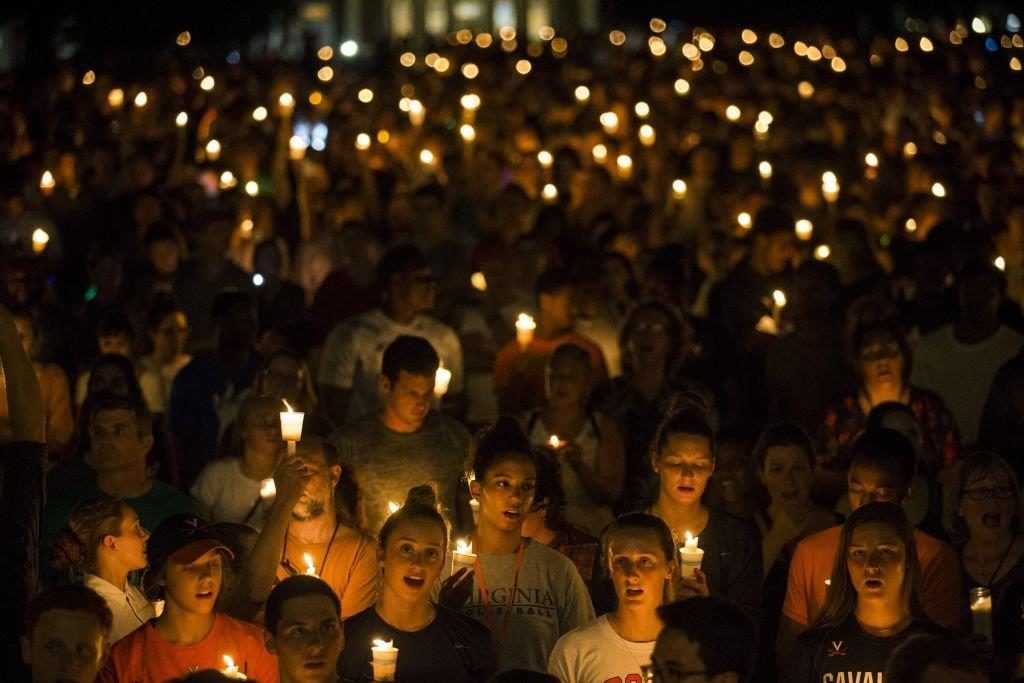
xmin=337 ymin=525 xmax=378 ymax=553
xmin=419 ymin=315 xmax=459 ymax=339
xmin=431 ymin=412 xmax=471 ymax=441
xmin=333 ymin=414 xmax=381 ymax=441
xmin=793 ymin=525 xmax=841 ymax=561
xmin=918 ymin=326 xmax=953 ymax=350
xmin=528 ymin=540 xmax=583 ymax=576
xmin=218 ymin=613 xmax=267 ymax=640
xmin=342 ymin=607 xmax=376 ymax=632
xmin=707 ymin=507 xmax=760 ymax=542
xmin=197 ymin=457 xmax=241 ymax=479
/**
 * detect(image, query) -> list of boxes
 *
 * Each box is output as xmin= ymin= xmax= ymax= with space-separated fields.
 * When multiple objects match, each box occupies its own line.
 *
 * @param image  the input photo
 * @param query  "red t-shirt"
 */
xmin=100 ymin=613 xmax=279 ymax=683
xmin=783 ymin=525 xmax=963 ymax=631
xmin=493 ymin=332 xmax=608 ymax=414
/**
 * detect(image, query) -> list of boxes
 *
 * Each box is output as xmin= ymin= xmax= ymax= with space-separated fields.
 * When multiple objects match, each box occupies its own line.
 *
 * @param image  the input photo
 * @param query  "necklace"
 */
xmin=856 ymin=614 xmax=912 ymax=637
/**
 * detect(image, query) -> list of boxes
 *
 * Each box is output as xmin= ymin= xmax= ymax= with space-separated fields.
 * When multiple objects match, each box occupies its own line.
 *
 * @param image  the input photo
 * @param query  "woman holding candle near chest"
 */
xmin=338 ymin=484 xmax=495 ymax=682
xmin=440 ymin=417 xmax=595 ymax=673
xmin=645 ymin=402 xmax=764 ymax=617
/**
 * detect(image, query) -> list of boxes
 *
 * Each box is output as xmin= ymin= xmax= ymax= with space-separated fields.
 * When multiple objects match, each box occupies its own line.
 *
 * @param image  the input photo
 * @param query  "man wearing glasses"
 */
xmin=644 ymin=597 xmax=757 ymax=682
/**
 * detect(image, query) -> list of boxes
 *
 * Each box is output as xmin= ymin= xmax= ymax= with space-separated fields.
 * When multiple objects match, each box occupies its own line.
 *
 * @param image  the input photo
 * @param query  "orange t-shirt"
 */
xmin=783 ymin=525 xmax=963 ymax=630
xmin=276 ymin=524 xmax=379 ymax=618
xmin=493 ymin=332 xmax=608 ymax=414
xmin=99 ymin=613 xmax=278 ymax=683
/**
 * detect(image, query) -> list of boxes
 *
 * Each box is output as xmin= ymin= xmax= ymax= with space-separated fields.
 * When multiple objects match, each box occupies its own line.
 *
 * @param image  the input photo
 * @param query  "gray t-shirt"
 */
xmin=332 ymin=411 xmax=470 ymax=534
xmin=436 ymin=539 xmax=596 ymax=674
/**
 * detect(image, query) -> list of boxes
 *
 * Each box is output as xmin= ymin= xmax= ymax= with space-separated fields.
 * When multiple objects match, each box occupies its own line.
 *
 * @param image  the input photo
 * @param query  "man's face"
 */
xmin=268 ymin=594 xmax=344 ymax=683
xmin=88 ymin=409 xmax=151 ymax=473
xmin=292 ymin=446 xmax=341 ymax=522
xmin=21 ymin=609 xmax=108 ymax=683
xmin=847 ymin=462 xmax=908 ymax=512
xmin=540 ymin=286 xmax=576 ymax=330
xmin=391 ymin=268 xmax=437 ymax=313
xmin=381 ymin=370 xmax=434 ymax=431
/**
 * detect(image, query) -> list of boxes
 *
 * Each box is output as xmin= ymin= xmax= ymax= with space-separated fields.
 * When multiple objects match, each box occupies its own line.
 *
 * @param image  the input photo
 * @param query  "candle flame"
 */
xmin=773 ymin=290 xmax=787 ymax=307
xmin=303 ymin=553 xmax=316 ymax=575
xmin=283 ymin=399 xmax=294 ymax=413
xmin=685 ymin=531 xmax=694 ymax=543
xmin=388 ymin=501 xmax=400 ymax=514
xmin=548 ymin=435 xmax=561 ymax=448
xmin=373 ymin=639 xmax=394 ymax=649
xmin=515 ymin=313 xmax=536 ymax=330
xmin=223 ymin=655 xmax=236 ymax=668
xmin=456 ymin=539 xmax=473 ymax=553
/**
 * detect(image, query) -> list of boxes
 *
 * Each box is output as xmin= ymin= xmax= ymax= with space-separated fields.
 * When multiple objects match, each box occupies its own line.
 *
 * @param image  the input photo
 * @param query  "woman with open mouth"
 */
xmin=439 ymin=417 xmax=595 ymax=674
xmin=645 ymin=400 xmax=763 ymax=618
xmin=781 ymin=502 xmax=948 ymax=681
xmin=338 ymin=484 xmax=495 ymax=682
xmin=548 ymin=513 xmax=675 ymax=682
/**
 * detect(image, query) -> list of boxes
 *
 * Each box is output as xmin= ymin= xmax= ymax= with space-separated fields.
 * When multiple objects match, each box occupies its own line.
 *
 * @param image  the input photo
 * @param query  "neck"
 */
xmin=156 ymin=602 xmax=217 ymax=646
xmin=475 ymin=518 xmax=523 ymax=555
xmin=92 ymin=556 xmax=130 ymax=593
xmin=241 ymin=448 xmax=278 ymax=480
xmin=379 ymin=407 xmax=422 ymax=434
xmin=536 ymin=316 xmax=567 ymax=340
xmin=96 ymin=465 xmax=151 ymax=499
xmin=383 ymin=303 xmax=417 ymax=326
xmin=289 ymin=510 xmax=339 ymax=545
xmin=864 ymin=382 xmax=904 ymax=406
xmin=541 ymin=405 xmax=583 ymax=432
xmin=609 ymin=606 xmax=664 ymax=642
xmin=968 ymin=532 xmax=1014 ymax=556
xmin=652 ymin=497 xmax=707 ymax=534
xmin=375 ymin=588 xmax=436 ymax=632
xmin=855 ymin=597 xmax=909 ymax=632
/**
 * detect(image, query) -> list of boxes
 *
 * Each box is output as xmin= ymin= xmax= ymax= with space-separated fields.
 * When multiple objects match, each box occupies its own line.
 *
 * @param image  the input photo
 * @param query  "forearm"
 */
xmin=235 ymin=499 xmax=291 ymax=607
xmin=0 ymin=313 xmax=43 ymax=443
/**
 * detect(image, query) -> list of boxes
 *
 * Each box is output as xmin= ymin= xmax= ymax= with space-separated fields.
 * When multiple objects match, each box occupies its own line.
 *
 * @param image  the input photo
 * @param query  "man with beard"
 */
xmin=232 ymin=437 xmax=378 ymax=621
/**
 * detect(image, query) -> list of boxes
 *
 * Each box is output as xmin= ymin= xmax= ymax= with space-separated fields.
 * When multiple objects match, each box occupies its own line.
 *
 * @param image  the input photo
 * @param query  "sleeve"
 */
xmin=724 ymin=521 xmax=764 ymax=619
xmin=41 ymin=365 xmax=74 ymax=456
xmin=547 ymin=632 xmax=577 ymax=683
xmin=340 ymin=537 xmax=381 ymax=618
xmin=778 ymin=634 xmax=818 ymax=682
xmin=558 ymin=561 xmax=596 ymax=636
xmin=782 ymin=538 xmax=813 ymax=626
xmin=317 ymin=323 xmax=358 ymax=389
xmin=920 ymin=539 xmax=965 ymax=631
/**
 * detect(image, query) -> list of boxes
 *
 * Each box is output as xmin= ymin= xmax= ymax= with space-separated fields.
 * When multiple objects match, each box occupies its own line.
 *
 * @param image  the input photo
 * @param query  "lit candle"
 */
xmin=737 ymin=212 xmax=752 ymax=231
xmin=280 ymin=400 xmax=305 ymax=455
xmin=794 ymin=219 xmax=814 ymax=241
xmin=222 ymin=655 xmax=247 ymax=680
xmin=970 ymin=587 xmax=992 ymax=641
xmin=548 ymin=435 xmax=562 ymax=449
xmin=39 ymin=170 xmax=55 ymax=196
xmin=821 ymin=171 xmax=840 ymax=203
xmin=515 ymin=313 xmax=536 ymax=351
xmin=639 ymin=124 xmax=656 ymax=146
xmin=303 ymin=552 xmax=318 ymax=577
xmin=537 ymin=150 xmax=553 ymax=169
xmin=434 ymin=364 xmax=452 ymax=398
xmin=592 ymin=144 xmax=608 ymax=163
xmin=679 ymin=532 xmax=704 ymax=579
xmin=995 ymin=256 xmax=1006 ymax=271
xmin=616 ymin=154 xmax=633 ymax=180
xmin=205 ymin=139 xmax=221 ymax=162
xmin=278 ymin=92 xmax=295 ymax=116
xmin=388 ymin=501 xmax=401 ymax=515
xmin=672 ymin=179 xmax=687 ymax=199
xmin=289 ymin=135 xmax=307 ymax=160
xmin=814 ymin=244 xmax=831 ymax=261
xmin=758 ymin=160 xmax=773 ymax=180
xmin=408 ymin=100 xmax=425 ymax=127
xmin=452 ymin=538 xmax=477 ymax=574
xmin=259 ymin=478 xmax=276 ymax=500
xmin=772 ymin=289 xmax=787 ymax=325
xmin=470 ymin=272 xmax=487 ymax=291
xmin=469 ymin=499 xmax=480 ymax=524
xmin=419 ymin=149 xmax=435 ymax=167
xmin=175 ymin=111 xmax=189 ymax=128
xmin=31 ymin=228 xmax=50 ymax=254
xmin=371 ymin=640 xmax=399 ymax=682
xmin=541 ymin=183 xmax=558 ymax=203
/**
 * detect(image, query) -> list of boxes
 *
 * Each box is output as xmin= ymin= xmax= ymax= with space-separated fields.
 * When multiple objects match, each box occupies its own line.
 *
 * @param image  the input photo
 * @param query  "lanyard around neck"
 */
xmin=472 ymin=536 xmax=528 ymax=659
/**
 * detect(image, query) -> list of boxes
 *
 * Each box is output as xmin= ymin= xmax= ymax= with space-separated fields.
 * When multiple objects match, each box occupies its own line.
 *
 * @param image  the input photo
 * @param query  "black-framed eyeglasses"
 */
xmin=962 ymin=486 xmax=1016 ymax=502
xmin=641 ymin=663 xmax=711 ymax=682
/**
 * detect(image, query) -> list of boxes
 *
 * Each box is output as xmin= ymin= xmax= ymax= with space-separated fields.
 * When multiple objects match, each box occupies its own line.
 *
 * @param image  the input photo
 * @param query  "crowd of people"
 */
xmin=1 ymin=10 xmax=1024 ymax=682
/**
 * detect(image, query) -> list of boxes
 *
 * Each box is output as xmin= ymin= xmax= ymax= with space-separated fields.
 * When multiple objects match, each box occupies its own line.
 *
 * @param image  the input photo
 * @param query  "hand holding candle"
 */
xmin=280 ymin=400 xmax=304 ymax=455
xmin=515 ymin=313 xmax=536 ymax=351
xmin=679 ymin=532 xmax=704 ymax=579
xmin=434 ymin=364 xmax=452 ymax=399
xmin=371 ymin=639 xmax=399 ymax=681
xmin=452 ymin=538 xmax=477 ymax=574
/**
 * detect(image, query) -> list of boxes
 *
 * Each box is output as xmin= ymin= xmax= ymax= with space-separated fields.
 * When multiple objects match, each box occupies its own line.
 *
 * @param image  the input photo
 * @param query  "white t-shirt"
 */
xmin=190 ymin=458 xmax=267 ymax=528
xmin=317 ymin=308 xmax=464 ymax=424
xmin=83 ymin=573 xmax=157 ymax=644
xmin=911 ymin=324 xmax=1024 ymax=443
xmin=548 ymin=615 xmax=655 ymax=683
xmin=138 ymin=354 xmax=192 ymax=414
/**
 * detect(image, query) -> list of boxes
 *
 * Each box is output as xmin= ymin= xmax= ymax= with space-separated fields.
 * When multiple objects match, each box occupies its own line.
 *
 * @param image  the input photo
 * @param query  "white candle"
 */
xmin=452 ymin=539 xmax=477 ymax=574
xmin=515 ymin=313 xmax=536 ymax=351
xmin=371 ymin=640 xmax=399 ymax=682
xmin=259 ymin=478 xmax=276 ymax=500
xmin=39 ymin=170 xmax=55 ymax=195
xmin=679 ymin=532 xmax=704 ymax=579
xmin=470 ymin=272 xmax=487 ymax=291
xmin=970 ymin=587 xmax=992 ymax=641
xmin=388 ymin=501 xmax=401 ymax=515
xmin=280 ymin=400 xmax=304 ymax=455
xmin=548 ymin=435 xmax=562 ymax=449
xmin=794 ymin=219 xmax=814 ymax=241
xmin=434 ymin=365 xmax=452 ymax=398
xmin=303 ymin=552 xmax=318 ymax=577
xmin=222 ymin=655 xmax=247 ymax=680
xmin=772 ymin=289 xmax=787 ymax=325
xmin=31 ymin=228 xmax=50 ymax=254
xmin=821 ymin=171 xmax=840 ymax=203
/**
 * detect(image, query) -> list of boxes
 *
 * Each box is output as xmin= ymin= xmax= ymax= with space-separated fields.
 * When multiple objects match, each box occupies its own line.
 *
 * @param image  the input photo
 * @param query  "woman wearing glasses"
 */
xmin=817 ymin=319 xmax=959 ymax=504
xmin=781 ymin=502 xmax=948 ymax=681
xmin=955 ymin=451 xmax=1024 ymax=616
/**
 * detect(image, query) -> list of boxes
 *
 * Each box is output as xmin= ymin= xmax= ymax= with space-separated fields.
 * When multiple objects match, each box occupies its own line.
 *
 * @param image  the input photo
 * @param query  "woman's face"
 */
xmin=545 ymin=356 xmax=589 ymax=408
xmin=380 ymin=518 xmax=447 ymax=603
xmin=606 ymin=529 xmax=673 ymax=612
xmin=858 ymin=333 xmax=904 ymax=393
xmin=150 ymin=312 xmax=189 ymax=362
xmin=113 ymin=506 xmax=149 ymax=571
xmin=88 ymin=364 xmax=131 ymax=396
xmin=163 ymin=549 xmax=223 ymax=615
xmin=761 ymin=445 xmax=813 ymax=509
xmin=471 ymin=454 xmax=537 ymax=533
xmin=242 ymin=405 xmax=282 ymax=456
xmin=959 ymin=469 xmax=1017 ymax=539
xmin=652 ymin=433 xmax=714 ymax=507
xmin=262 ymin=355 xmax=305 ymax=402
xmin=627 ymin=308 xmax=672 ymax=369
xmin=846 ymin=522 xmax=907 ymax=603
xmin=712 ymin=441 xmax=755 ymax=505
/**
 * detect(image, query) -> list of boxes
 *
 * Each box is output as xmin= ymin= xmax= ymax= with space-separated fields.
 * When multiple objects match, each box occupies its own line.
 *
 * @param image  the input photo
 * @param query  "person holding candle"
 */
xmin=493 ymin=268 xmax=608 ymax=416
xmin=191 ymin=395 xmax=285 ymax=528
xmin=338 ymin=484 xmax=495 ymax=682
xmin=317 ymin=245 xmax=463 ymax=426
xmin=524 ymin=342 xmax=625 ymax=536
xmin=100 ymin=513 xmax=279 ymax=682
xmin=331 ymin=335 xmax=471 ymax=535
xmin=233 ymin=437 xmax=378 ymax=622
xmin=51 ymin=494 xmax=155 ymax=643
xmin=781 ymin=502 xmax=950 ymax=681
xmin=20 ymin=585 xmax=114 ymax=683
xmin=645 ymin=402 xmax=764 ymax=618
xmin=264 ymin=576 xmax=344 ymax=683
xmin=438 ymin=417 xmax=595 ymax=673
xmin=547 ymin=513 xmax=675 ymax=682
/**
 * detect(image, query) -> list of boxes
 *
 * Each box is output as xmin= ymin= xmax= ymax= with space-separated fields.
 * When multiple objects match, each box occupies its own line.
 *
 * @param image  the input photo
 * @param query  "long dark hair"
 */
xmin=811 ymin=502 xmax=925 ymax=630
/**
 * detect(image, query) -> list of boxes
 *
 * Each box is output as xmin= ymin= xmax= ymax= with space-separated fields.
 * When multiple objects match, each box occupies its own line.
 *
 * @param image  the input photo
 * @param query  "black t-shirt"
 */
xmin=338 ymin=605 xmax=496 ymax=682
xmin=781 ymin=614 xmax=947 ymax=682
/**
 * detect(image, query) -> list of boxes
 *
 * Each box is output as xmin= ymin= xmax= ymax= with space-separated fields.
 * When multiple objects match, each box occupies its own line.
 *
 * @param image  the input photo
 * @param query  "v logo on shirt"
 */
xmin=827 ymin=640 xmax=847 ymax=657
